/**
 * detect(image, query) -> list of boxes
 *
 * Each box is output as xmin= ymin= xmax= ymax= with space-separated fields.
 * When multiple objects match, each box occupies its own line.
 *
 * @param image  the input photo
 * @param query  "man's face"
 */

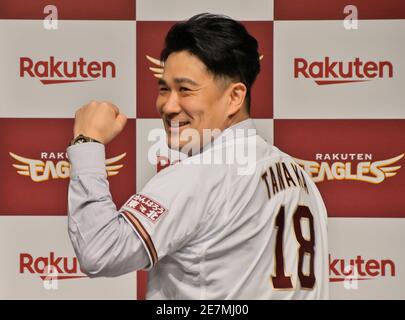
xmin=156 ymin=50 xmax=230 ymax=150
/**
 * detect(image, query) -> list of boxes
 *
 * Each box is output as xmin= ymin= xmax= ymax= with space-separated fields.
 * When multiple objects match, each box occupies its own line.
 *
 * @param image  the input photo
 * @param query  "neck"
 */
xmin=226 ymin=110 xmax=250 ymax=128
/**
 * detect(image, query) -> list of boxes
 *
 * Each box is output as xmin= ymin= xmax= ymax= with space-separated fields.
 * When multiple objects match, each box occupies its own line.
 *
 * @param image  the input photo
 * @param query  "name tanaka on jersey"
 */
xmin=261 ymin=161 xmax=309 ymax=199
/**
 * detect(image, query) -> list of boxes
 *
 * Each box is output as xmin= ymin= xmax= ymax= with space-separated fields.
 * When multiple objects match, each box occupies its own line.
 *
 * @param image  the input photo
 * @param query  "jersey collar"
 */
xmin=198 ymin=118 xmax=257 ymax=155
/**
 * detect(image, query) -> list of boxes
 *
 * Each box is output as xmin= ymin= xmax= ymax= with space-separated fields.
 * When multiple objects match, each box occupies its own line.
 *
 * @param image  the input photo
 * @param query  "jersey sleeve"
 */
xmin=67 ymin=142 xmax=150 ymax=277
xmin=118 ymin=163 xmax=218 ymax=270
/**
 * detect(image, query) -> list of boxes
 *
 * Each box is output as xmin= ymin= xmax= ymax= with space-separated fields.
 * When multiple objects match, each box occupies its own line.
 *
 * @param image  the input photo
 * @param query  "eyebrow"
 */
xmin=158 ymin=77 xmax=200 ymax=87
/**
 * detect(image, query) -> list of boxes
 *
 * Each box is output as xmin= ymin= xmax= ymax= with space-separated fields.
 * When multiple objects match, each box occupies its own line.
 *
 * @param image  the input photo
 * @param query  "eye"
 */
xmin=159 ymin=86 xmax=169 ymax=93
xmin=179 ymin=87 xmax=191 ymax=92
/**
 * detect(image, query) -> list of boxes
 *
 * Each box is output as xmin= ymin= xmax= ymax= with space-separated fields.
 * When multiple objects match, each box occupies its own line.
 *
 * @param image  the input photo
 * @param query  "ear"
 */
xmin=227 ymin=82 xmax=247 ymax=118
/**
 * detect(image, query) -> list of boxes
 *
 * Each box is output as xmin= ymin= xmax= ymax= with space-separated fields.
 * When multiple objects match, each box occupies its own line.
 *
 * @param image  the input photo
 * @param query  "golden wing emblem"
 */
xmin=146 ymin=54 xmax=264 ymax=79
xmin=146 ymin=55 xmax=164 ymax=79
xmin=375 ymin=153 xmax=404 ymax=178
xmin=105 ymin=153 xmax=126 ymax=176
xmin=9 ymin=152 xmax=43 ymax=176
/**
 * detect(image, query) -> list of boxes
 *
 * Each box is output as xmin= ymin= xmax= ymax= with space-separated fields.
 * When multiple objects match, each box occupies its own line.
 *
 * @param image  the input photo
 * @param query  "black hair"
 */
xmin=160 ymin=13 xmax=261 ymax=113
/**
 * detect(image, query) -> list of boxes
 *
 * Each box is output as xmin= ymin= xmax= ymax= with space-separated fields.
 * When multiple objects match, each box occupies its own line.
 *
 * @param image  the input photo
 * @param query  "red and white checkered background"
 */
xmin=0 ymin=0 xmax=404 ymax=299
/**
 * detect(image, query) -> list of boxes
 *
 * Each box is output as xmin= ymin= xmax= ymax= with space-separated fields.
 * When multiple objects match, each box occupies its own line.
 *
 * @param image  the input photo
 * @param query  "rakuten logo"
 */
xmin=294 ymin=57 xmax=393 ymax=85
xmin=20 ymin=56 xmax=116 ymax=85
xmin=20 ymin=252 xmax=87 ymax=281
xmin=329 ymin=254 xmax=396 ymax=283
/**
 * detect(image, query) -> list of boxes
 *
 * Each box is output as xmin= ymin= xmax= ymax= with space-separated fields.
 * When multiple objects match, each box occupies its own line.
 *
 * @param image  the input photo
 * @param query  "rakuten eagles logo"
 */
xmin=20 ymin=56 xmax=116 ymax=85
xmin=9 ymin=151 xmax=126 ymax=182
xmin=20 ymin=252 xmax=87 ymax=289
xmin=295 ymin=153 xmax=404 ymax=184
xmin=294 ymin=57 xmax=393 ymax=85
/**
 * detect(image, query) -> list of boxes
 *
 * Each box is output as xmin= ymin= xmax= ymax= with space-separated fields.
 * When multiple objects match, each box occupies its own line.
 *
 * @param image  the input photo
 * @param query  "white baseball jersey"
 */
xmin=67 ymin=118 xmax=328 ymax=300
xmin=118 ymin=119 xmax=329 ymax=299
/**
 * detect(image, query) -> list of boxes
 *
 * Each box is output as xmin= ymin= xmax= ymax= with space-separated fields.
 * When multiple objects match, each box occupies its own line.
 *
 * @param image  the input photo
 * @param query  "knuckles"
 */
xmin=74 ymin=100 xmax=123 ymax=123
xmin=72 ymin=100 xmax=126 ymax=144
xmin=74 ymin=108 xmax=81 ymax=118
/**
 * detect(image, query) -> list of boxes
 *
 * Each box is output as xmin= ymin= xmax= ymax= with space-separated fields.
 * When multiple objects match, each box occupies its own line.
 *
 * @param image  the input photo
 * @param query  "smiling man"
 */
xmin=67 ymin=13 xmax=329 ymax=299
xmin=157 ymin=50 xmax=249 ymax=152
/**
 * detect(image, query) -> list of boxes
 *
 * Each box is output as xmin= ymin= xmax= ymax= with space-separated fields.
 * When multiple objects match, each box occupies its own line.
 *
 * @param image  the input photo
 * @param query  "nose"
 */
xmin=161 ymin=91 xmax=181 ymax=116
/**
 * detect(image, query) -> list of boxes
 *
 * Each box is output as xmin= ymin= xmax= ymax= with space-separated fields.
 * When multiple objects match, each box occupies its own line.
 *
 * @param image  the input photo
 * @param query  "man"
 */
xmin=67 ymin=13 xmax=329 ymax=299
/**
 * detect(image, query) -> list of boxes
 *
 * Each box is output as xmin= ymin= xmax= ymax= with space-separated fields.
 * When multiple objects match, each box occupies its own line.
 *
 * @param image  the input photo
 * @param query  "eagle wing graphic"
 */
xmin=146 ymin=55 xmax=164 ymax=79
xmin=376 ymin=153 xmax=404 ymax=178
xmin=9 ymin=152 xmax=44 ymax=176
xmin=105 ymin=153 xmax=126 ymax=176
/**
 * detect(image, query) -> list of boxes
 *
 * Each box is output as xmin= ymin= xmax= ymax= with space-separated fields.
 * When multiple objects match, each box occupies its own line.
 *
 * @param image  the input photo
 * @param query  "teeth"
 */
xmin=169 ymin=120 xmax=189 ymax=128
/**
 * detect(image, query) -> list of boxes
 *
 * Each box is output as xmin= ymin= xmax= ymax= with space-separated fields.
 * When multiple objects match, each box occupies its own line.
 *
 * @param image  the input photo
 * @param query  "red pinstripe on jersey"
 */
xmin=121 ymin=210 xmax=158 ymax=266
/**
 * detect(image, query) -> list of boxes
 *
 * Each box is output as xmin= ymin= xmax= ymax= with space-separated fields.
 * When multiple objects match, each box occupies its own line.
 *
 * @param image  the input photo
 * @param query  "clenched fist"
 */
xmin=73 ymin=100 xmax=127 ymax=145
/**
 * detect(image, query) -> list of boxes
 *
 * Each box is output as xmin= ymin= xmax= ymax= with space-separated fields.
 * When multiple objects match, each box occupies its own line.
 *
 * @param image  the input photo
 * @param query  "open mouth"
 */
xmin=166 ymin=119 xmax=190 ymax=131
